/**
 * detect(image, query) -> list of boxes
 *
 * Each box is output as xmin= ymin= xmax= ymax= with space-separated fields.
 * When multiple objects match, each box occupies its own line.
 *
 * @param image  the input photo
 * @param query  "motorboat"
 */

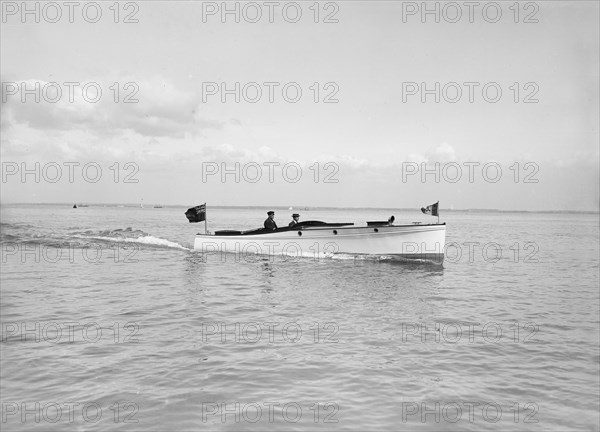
xmin=193 ymin=219 xmax=446 ymax=263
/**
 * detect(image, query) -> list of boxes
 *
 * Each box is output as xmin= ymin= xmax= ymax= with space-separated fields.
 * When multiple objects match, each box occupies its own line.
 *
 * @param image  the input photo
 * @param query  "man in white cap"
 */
xmin=289 ymin=213 xmax=300 ymax=227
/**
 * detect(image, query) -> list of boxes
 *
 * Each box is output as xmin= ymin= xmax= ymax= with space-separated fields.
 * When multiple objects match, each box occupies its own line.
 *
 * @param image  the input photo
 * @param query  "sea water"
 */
xmin=1 ymin=204 xmax=598 ymax=431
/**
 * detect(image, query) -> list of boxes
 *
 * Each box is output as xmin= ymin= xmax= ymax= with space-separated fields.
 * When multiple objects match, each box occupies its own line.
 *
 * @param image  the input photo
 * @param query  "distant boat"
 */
xmin=288 ymin=206 xmax=293 ymax=210
xmin=72 ymin=204 xmax=77 ymax=208
xmin=154 ymin=205 xmax=163 ymax=208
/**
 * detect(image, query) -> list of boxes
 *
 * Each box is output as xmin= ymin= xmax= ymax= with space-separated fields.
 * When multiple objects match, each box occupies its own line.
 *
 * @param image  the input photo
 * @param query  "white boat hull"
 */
xmin=194 ymin=223 xmax=446 ymax=263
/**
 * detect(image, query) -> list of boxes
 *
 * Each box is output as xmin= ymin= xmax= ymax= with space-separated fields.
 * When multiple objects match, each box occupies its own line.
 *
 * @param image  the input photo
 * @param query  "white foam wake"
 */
xmin=128 ymin=235 xmax=189 ymax=250
xmin=72 ymin=234 xmax=189 ymax=250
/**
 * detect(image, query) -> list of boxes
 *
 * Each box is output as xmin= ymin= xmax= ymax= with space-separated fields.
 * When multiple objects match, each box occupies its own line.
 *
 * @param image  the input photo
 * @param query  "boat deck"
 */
xmin=204 ymin=221 xmax=445 ymax=237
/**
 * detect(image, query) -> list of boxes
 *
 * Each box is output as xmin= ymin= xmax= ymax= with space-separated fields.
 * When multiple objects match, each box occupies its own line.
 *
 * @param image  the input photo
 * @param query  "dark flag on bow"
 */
xmin=421 ymin=201 xmax=439 ymax=217
xmin=185 ymin=203 xmax=206 ymax=223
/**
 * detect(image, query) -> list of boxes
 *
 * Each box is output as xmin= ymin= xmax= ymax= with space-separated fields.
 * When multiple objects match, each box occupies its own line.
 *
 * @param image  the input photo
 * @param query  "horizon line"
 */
xmin=1 ymin=202 xmax=598 ymax=214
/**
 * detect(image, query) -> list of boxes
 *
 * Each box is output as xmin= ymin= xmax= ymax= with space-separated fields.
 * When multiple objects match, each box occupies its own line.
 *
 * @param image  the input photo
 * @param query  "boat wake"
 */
xmin=73 ymin=234 xmax=189 ymax=250
xmin=0 ymin=223 xmax=190 ymax=251
xmin=73 ymin=230 xmax=190 ymax=250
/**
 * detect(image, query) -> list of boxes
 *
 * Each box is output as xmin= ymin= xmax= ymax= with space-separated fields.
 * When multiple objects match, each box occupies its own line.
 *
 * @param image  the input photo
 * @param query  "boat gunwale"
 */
xmin=196 ymin=222 xmax=446 ymax=237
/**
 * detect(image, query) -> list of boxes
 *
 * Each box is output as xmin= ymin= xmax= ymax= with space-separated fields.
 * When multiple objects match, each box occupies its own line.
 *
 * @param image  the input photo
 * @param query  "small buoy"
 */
xmin=73 ymin=204 xmax=77 ymax=208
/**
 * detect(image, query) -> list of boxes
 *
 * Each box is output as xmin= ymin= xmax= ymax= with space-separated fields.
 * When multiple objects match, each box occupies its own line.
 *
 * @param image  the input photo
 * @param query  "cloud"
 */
xmin=405 ymin=153 xmax=428 ymax=164
xmin=426 ymin=142 xmax=457 ymax=162
xmin=2 ymin=77 xmax=223 ymax=138
xmin=405 ymin=142 xmax=457 ymax=164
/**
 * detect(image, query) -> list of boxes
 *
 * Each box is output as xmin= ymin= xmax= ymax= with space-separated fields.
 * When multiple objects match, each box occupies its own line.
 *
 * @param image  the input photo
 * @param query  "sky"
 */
xmin=1 ymin=1 xmax=599 ymax=211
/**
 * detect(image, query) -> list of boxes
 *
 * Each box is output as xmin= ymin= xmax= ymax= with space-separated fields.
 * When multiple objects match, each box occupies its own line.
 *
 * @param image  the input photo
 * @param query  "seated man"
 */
xmin=264 ymin=211 xmax=278 ymax=230
xmin=288 ymin=213 xmax=300 ymax=227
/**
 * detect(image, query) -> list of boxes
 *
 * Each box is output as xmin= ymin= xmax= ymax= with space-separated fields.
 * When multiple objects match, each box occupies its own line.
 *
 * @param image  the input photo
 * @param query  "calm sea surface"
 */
xmin=1 ymin=204 xmax=598 ymax=431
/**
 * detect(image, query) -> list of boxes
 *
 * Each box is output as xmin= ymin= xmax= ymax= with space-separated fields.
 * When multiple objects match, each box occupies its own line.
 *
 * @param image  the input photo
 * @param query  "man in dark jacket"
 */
xmin=264 ymin=211 xmax=277 ymax=230
xmin=288 ymin=213 xmax=300 ymax=227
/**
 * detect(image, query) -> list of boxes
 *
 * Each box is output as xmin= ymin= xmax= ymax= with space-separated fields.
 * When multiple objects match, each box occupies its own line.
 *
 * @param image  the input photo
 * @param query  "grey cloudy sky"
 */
xmin=1 ymin=1 xmax=598 ymax=210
